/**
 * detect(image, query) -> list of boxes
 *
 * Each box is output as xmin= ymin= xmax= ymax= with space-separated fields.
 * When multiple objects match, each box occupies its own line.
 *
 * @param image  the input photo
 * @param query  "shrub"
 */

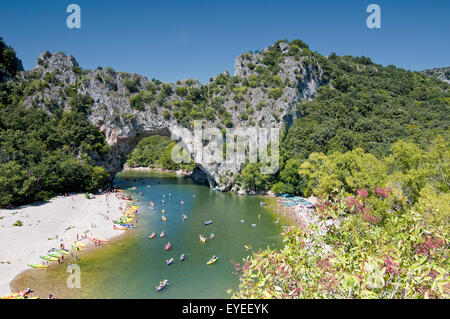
xmin=269 ymin=88 xmax=283 ymax=99
xmin=12 ymin=220 xmax=23 ymax=227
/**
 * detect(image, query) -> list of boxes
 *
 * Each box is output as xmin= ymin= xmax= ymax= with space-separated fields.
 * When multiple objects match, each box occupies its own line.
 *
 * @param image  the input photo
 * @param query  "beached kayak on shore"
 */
xmin=72 ymin=245 xmax=83 ymax=252
xmin=73 ymin=241 xmax=86 ymax=248
xmin=40 ymin=255 xmax=57 ymax=261
xmin=27 ymin=264 xmax=48 ymax=269
xmin=48 ymin=252 xmax=62 ymax=258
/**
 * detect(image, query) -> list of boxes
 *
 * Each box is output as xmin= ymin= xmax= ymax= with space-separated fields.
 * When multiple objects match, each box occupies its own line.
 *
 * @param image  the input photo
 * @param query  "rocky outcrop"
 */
xmin=18 ymin=41 xmax=325 ymax=190
xmin=422 ymin=67 xmax=450 ymax=84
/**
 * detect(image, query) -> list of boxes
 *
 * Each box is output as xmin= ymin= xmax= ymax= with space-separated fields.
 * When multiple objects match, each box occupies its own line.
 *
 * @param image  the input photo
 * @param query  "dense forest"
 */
xmin=126 ymin=135 xmax=195 ymax=172
xmin=0 ymin=37 xmax=110 ymax=208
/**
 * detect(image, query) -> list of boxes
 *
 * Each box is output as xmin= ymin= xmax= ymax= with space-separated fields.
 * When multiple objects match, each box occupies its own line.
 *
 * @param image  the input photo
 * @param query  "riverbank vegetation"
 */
xmin=231 ymin=137 xmax=449 ymax=298
xmin=126 ymin=135 xmax=196 ymax=172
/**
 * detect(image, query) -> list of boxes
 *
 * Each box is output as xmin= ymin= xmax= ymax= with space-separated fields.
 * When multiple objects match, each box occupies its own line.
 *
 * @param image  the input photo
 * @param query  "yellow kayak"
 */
xmin=199 ymin=235 xmax=206 ymax=243
xmin=28 ymin=264 xmax=48 ymax=269
xmin=73 ymin=241 xmax=86 ymax=247
xmin=207 ymin=256 xmax=218 ymax=265
xmin=72 ymin=245 xmax=83 ymax=252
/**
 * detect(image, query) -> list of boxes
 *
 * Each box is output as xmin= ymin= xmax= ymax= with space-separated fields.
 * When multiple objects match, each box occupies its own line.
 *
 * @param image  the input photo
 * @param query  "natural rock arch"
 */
xmin=21 ymin=41 xmax=324 ymax=190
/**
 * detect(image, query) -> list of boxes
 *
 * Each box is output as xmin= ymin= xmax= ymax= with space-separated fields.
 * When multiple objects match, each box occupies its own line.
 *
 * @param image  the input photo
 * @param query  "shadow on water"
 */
xmin=11 ymin=171 xmax=288 ymax=299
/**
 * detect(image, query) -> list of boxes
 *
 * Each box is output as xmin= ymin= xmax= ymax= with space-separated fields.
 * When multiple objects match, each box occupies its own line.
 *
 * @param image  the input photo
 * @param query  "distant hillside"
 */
xmin=422 ymin=67 xmax=450 ymax=84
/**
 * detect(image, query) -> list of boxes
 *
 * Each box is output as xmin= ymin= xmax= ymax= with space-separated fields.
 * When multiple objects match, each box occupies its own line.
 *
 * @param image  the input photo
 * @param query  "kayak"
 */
xmin=204 ymin=220 xmax=213 ymax=225
xmin=207 ymin=256 xmax=218 ymax=265
xmin=72 ymin=245 xmax=83 ymax=252
xmin=113 ymin=225 xmax=129 ymax=231
xmin=40 ymin=255 xmax=57 ymax=261
xmin=27 ymin=264 xmax=48 ymax=269
xmin=161 ymin=216 xmax=167 ymax=222
xmin=1 ymin=289 xmax=32 ymax=299
xmin=48 ymin=252 xmax=62 ymax=258
xmin=166 ymin=258 xmax=174 ymax=265
xmin=56 ymin=249 xmax=70 ymax=255
xmin=165 ymin=242 xmax=171 ymax=251
xmin=156 ymin=280 xmax=168 ymax=291
xmin=160 ymin=231 xmax=165 ymax=238
xmin=180 ymin=254 xmax=185 ymax=261
xmin=120 ymin=224 xmax=136 ymax=228
xmin=73 ymin=241 xmax=86 ymax=248
xmin=199 ymin=235 xmax=206 ymax=243
xmin=149 ymin=232 xmax=156 ymax=239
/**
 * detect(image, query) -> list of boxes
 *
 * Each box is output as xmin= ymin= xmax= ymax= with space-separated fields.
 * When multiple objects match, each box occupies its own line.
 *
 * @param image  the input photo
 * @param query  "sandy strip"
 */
xmin=272 ymin=196 xmax=319 ymax=229
xmin=0 ymin=192 xmax=128 ymax=296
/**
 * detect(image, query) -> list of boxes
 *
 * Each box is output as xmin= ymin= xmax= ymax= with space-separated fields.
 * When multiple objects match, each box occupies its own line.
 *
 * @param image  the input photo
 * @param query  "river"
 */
xmin=11 ymin=171 xmax=288 ymax=298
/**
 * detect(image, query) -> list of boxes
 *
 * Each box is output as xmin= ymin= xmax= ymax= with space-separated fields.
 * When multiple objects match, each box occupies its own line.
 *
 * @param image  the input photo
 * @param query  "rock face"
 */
xmin=422 ymin=67 xmax=450 ymax=84
xmin=18 ymin=41 xmax=324 ymax=190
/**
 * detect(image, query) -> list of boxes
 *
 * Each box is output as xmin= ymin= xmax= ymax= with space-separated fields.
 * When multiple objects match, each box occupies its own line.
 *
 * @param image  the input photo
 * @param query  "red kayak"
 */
xmin=149 ymin=232 xmax=156 ymax=240
xmin=165 ymin=242 xmax=171 ymax=251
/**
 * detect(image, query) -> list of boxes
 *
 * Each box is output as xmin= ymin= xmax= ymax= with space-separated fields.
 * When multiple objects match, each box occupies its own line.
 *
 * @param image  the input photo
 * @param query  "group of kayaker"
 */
xmin=149 ymin=198 xmax=219 ymax=292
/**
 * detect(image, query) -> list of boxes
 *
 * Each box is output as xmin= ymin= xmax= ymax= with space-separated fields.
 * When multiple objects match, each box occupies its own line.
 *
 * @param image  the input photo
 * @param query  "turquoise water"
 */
xmin=12 ymin=171 xmax=287 ymax=299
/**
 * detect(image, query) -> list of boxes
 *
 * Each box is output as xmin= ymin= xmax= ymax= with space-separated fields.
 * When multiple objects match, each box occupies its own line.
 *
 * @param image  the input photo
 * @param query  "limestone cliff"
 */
xmin=18 ymin=40 xmax=324 ymax=190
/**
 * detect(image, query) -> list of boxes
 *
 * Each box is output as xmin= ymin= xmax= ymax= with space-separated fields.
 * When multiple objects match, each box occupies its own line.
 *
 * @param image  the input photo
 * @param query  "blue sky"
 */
xmin=1 ymin=0 xmax=449 ymax=83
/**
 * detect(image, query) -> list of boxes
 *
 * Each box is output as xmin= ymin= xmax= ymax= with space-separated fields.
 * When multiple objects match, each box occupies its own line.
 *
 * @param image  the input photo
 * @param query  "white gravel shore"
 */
xmin=0 ymin=192 xmax=127 ymax=296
